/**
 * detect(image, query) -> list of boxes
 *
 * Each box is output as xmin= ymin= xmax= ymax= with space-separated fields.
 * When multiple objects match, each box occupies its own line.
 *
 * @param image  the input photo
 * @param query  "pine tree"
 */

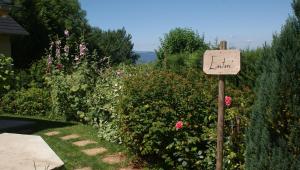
xmin=245 ymin=1 xmax=300 ymax=169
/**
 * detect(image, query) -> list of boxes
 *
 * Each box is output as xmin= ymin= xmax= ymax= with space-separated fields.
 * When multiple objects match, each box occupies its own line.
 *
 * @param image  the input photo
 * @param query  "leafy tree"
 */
xmin=228 ymin=48 xmax=263 ymax=88
xmin=10 ymin=0 xmax=89 ymax=68
xmin=245 ymin=1 xmax=300 ymax=169
xmin=87 ymin=27 xmax=139 ymax=65
xmin=156 ymin=28 xmax=209 ymax=69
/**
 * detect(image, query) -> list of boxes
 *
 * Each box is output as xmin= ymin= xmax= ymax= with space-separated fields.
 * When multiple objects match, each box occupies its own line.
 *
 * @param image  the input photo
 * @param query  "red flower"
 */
xmin=176 ymin=121 xmax=183 ymax=130
xmin=56 ymin=63 xmax=63 ymax=70
xmin=225 ymin=96 xmax=232 ymax=107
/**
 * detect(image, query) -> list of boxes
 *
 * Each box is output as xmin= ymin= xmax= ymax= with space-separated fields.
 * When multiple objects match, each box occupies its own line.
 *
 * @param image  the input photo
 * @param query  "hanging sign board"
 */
xmin=203 ymin=50 xmax=240 ymax=75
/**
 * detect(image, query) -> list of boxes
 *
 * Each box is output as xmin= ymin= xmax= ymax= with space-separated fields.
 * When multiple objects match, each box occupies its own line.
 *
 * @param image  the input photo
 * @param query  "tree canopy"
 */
xmin=9 ymin=0 xmax=138 ymax=68
xmin=245 ymin=1 xmax=300 ymax=169
xmin=156 ymin=28 xmax=209 ymax=69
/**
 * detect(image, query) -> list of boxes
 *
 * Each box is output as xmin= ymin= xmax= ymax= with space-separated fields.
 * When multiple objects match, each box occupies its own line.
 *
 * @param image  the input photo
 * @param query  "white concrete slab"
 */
xmin=0 ymin=133 xmax=64 ymax=170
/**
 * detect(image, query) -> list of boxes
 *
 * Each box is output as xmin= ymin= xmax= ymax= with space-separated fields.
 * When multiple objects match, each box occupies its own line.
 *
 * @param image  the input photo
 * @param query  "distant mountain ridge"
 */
xmin=136 ymin=51 xmax=157 ymax=64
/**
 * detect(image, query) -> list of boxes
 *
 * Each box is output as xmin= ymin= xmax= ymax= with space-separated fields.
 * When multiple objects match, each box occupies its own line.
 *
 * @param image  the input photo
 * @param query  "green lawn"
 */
xmin=0 ymin=114 xmax=135 ymax=170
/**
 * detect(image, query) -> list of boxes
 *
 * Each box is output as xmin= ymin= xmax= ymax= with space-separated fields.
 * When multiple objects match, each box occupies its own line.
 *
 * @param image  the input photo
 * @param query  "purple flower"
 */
xmin=64 ymin=29 xmax=69 ymax=37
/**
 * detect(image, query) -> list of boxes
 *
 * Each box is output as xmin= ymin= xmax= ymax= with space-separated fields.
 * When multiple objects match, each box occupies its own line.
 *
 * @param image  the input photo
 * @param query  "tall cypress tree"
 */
xmin=245 ymin=1 xmax=300 ymax=169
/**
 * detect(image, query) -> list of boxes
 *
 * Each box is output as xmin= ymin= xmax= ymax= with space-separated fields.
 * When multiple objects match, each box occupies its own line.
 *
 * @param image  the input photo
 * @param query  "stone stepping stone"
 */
xmin=102 ymin=152 xmax=126 ymax=164
xmin=73 ymin=140 xmax=97 ymax=147
xmin=82 ymin=147 xmax=107 ymax=156
xmin=74 ymin=167 xmax=92 ymax=170
xmin=60 ymin=134 xmax=80 ymax=140
xmin=119 ymin=167 xmax=142 ymax=170
xmin=44 ymin=131 xmax=60 ymax=136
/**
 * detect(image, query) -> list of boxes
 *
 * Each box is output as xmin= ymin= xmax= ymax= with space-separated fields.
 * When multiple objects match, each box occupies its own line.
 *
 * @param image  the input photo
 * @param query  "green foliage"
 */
xmin=46 ymin=60 xmax=94 ymax=121
xmin=118 ymin=69 xmax=218 ymax=169
xmin=0 ymin=55 xmax=14 ymax=97
xmin=0 ymin=87 xmax=50 ymax=116
xmin=87 ymin=65 xmax=153 ymax=143
xmin=245 ymin=14 xmax=300 ymax=169
xmin=156 ymin=28 xmax=209 ymax=70
xmin=87 ymin=27 xmax=139 ymax=65
xmin=158 ymin=28 xmax=208 ymax=54
xmin=227 ymin=49 xmax=263 ymax=88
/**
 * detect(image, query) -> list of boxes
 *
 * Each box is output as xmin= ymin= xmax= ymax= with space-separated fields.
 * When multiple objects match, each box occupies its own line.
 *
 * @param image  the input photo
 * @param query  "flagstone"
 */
xmin=82 ymin=147 xmax=107 ymax=156
xmin=73 ymin=140 xmax=97 ymax=147
xmin=44 ymin=131 xmax=60 ymax=136
xmin=74 ymin=167 xmax=92 ymax=170
xmin=102 ymin=152 xmax=126 ymax=164
xmin=60 ymin=134 xmax=80 ymax=140
xmin=119 ymin=167 xmax=143 ymax=170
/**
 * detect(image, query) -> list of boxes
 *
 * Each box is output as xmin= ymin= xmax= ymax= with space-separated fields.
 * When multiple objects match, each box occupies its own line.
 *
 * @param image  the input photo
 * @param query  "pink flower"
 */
xmin=225 ymin=96 xmax=232 ymax=107
xmin=79 ymin=43 xmax=88 ymax=57
xmin=176 ymin=121 xmax=183 ymax=130
xmin=64 ymin=29 xmax=69 ymax=37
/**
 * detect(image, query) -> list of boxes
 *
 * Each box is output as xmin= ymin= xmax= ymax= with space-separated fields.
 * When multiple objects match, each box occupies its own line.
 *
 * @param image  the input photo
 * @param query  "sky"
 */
xmin=79 ymin=0 xmax=293 ymax=51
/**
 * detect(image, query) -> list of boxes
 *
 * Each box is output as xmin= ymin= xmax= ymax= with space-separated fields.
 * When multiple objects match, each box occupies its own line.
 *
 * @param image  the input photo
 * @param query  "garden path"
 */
xmin=44 ymin=131 xmax=138 ymax=170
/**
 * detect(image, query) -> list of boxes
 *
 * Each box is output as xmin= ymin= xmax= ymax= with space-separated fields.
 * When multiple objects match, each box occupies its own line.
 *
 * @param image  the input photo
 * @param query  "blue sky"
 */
xmin=79 ymin=0 xmax=293 ymax=51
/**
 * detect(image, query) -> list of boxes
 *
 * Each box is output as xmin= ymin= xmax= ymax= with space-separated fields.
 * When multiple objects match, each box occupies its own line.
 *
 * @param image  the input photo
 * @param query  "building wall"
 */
xmin=0 ymin=34 xmax=11 ymax=56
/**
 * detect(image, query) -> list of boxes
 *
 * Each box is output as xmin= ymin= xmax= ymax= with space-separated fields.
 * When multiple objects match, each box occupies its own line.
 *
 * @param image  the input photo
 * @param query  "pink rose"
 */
xmin=176 ymin=121 xmax=183 ymax=130
xmin=225 ymin=96 xmax=232 ymax=107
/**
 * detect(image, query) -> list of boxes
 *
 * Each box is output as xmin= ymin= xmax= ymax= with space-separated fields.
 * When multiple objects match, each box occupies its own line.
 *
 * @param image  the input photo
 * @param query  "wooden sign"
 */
xmin=203 ymin=50 xmax=240 ymax=75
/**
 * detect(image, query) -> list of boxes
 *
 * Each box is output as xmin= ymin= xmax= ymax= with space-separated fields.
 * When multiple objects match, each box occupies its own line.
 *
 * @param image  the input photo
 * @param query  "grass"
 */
xmin=0 ymin=114 xmax=134 ymax=170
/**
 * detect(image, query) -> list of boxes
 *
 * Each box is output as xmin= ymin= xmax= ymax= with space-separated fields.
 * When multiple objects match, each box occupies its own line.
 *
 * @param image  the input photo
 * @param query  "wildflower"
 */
xmin=56 ymin=63 xmax=63 ymax=70
xmin=79 ymin=43 xmax=88 ymax=57
xmin=116 ymin=70 xmax=123 ymax=76
xmin=74 ymin=55 xmax=79 ymax=61
xmin=225 ymin=96 xmax=232 ymax=107
xmin=176 ymin=121 xmax=183 ymax=130
xmin=64 ymin=45 xmax=69 ymax=55
xmin=46 ymin=54 xmax=52 ymax=73
xmin=49 ymin=41 xmax=54 ymax=49
xmin=55 ymin=40 xmax=61 ymax=60
xmin=64 ymin=29 xmax=69 ymax=37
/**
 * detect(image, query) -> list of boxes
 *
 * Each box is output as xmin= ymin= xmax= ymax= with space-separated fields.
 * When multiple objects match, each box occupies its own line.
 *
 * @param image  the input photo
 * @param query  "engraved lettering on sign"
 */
xmin=209 ymin=56 xmax=233 ymax=70
xmin=203 ymin=50 xmax=240 ymax=75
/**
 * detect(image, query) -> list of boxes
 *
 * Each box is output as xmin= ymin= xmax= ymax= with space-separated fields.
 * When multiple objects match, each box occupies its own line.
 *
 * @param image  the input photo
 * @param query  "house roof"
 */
xmin=0 ymin=15 xmax=28 ymax=35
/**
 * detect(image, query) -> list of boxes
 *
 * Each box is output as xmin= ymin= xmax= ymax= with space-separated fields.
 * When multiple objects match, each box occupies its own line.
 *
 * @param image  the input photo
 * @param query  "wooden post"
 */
xmin=216 ymin=40 xmax=227 ymax=170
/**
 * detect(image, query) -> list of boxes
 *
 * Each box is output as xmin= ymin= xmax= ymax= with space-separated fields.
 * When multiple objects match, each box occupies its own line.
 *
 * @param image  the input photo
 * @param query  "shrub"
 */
xmin=86 ymin=64 xmax=153 ymax=143
xmin=0 ymin=54 xmax=14 ymax=97
xmin=118 ymin=69 xmax=217 ymax=169
xmin=46 ymin=60 xmax=94 ymax=121
xmin=0 ymin=87 xmax=50 ymax=116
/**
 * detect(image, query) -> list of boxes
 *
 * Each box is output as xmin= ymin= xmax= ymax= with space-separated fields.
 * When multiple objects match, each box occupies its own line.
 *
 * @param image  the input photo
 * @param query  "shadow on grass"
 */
xmin=0 ymin=115 xmax=76 ymax=134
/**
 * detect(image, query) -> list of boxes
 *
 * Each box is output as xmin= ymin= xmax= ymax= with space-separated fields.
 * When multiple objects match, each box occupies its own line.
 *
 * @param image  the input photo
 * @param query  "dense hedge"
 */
xmin=118 ymin=69 xmax=217 ymax=169
xmin=0 ymin=87 xmax=50 ymax=116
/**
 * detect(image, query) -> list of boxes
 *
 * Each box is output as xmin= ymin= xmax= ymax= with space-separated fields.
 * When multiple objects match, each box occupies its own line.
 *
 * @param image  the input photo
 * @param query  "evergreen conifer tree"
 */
xmin=245 ymin=1 xmax=300 ymax=169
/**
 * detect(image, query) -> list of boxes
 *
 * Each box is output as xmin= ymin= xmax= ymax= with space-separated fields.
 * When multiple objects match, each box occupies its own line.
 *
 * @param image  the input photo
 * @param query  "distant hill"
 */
xmin=136 ymin=51 xmax=157 ymax=64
